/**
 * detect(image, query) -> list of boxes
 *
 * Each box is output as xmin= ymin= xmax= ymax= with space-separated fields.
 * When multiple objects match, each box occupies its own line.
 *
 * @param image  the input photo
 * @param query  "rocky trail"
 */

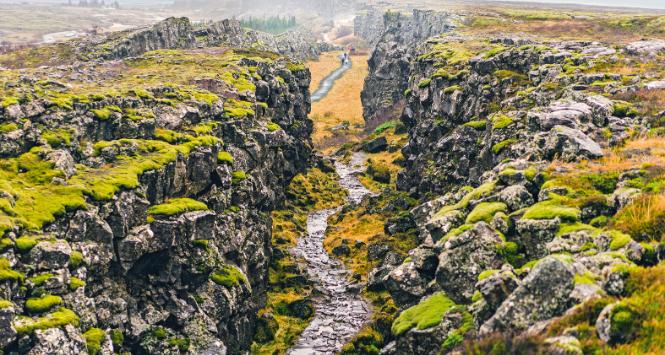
xmin=289 ymin=153 xmax=372 ymax=354
xmin=310 ymin=57 xmax=352 ymax=102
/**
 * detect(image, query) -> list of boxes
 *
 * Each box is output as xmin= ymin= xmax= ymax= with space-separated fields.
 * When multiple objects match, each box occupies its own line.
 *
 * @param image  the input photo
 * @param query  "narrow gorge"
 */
xmin=2 ymin=3 xmax=665 ymax=355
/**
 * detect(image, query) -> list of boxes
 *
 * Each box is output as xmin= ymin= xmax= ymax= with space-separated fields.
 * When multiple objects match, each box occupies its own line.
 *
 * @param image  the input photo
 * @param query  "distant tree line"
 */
xmin=239 ymin=16 xmax=297 ymax=34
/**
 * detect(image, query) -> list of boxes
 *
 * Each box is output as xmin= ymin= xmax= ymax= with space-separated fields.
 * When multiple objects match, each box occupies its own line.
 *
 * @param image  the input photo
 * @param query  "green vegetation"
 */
xmin=42 ymin=128 xmax=73 ymax=148
xmin=392 ymin=292 xmax=457 ymax=335
xmin=25 ymin=295 xmax=62 ymax=313
xmin=443 ymin=85 xmax=462 ymax=94
xmin=267 ymin=122 xmax=281 ymax=132
xmin=217 ymin=151 xmax=234 ymax=164
xmin=491 ymin=114 xmax=514 ymax=129
xmin=69 ymin=277 xmax=86 ymax=290
xmin=15 ymin=235 xmax=41 ymax=252
xmin=492 ymin=139 xmax=517 ymax=154
xmin=83 ymin=327 xmax=106 ymax=355
xmin=436 ymin=182 xmax=497 ymax=218
xmin=232 ymin=171 xmax=247 ymax=184
xmin=0 ymin=257 xmax=24 ymax=282
xmin=27 ymin=273 xmax=54 ymax=286
xmin=14 ymin=307 xmax=79 ymax=334
xmin=609 ymin=230 xmax=633 ymax=251
xmin=522 ymin=194 xmax=580 ymax=222
xmin=418 ymin=78 xmax=432 ymax=88
xmin=0 ymin=123 xmax=19 ymax=133
xmin=466 ymin=202 xmax=508 ymax=224
xmin=147 ymin=198 xmax=208 ymax=216
xmin=69 ymin=251 xmax=84 ymax=267
xmin=210 ymin=265 xmax=248 ymax=289
xmin=374 ymin=120 xmax=399 ymax=134
xmin=464 ymin=120 xmax=487 ymax=130
xmin=0 ymin=299 xmax=13 ymax=309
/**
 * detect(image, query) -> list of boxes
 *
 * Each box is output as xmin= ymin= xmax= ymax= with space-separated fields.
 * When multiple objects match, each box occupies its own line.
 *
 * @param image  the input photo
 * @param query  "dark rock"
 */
xmin=363 ymin=136 xmax=388 ymax=153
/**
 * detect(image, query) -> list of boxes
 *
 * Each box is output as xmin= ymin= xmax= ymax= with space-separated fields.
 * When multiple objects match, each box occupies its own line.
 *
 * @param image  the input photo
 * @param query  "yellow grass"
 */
xmin=551 ymin=137 xmax=665 ymax=174
xmin=307 ymin=53 xmax=369 ymax=152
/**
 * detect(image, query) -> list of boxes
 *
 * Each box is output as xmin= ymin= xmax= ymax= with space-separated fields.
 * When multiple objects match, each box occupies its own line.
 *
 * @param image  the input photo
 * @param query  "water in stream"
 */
xmin=289 ymin=153 xmax=372 ymax=354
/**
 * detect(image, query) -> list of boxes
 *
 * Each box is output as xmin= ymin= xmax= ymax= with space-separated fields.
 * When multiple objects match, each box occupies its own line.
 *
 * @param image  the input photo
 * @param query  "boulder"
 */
xmin=435 ymin=222 xmax=505 ymax=303
xmin=385 ymin=261 xmax=428 ymax=307
xmin=515 ymin=218 xmax=560 ymax=259
xmin=27 ymin=324 xmax=87 ymax=355
xmin=480 ymin=257 xmax=575 ymax=334
xmin=30 ymin=240 xmax=72 ymax=271
xmin=363 ymin=136 xmax=388 ymax=153
xmin=596 ymin=302 xmax=639 ymax=344
xmin=0 ymin=305 xmax=16 ymax=348
xmin=498 ymin=185 xmax=534 ymax=211
xmin=544 ymin=125 xmax=603 ymax=161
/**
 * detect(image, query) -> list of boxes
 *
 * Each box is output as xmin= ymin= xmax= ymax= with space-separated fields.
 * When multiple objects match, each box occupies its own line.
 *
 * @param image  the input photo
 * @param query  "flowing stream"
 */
xmin=288 ymin=153 xmax=372 ymax=354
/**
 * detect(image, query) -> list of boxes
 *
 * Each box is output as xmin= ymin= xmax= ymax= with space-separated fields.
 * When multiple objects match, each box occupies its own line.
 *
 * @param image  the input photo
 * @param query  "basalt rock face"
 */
xmin=87 ymin=17 xmax=330 ymax=62
xmin=0 ymin=36 xmax=313 ymax=353
xmin=362 ymin=21 xmax=658 ymax=353
xmin=358 ymin=10 xmax=459 ymax=125
xmin=398 ymin=38 xmax=635 ymax=196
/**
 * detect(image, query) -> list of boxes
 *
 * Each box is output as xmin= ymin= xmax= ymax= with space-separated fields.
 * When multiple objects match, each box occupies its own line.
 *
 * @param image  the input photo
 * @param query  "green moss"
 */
xmin=574 ymin=272 xmax=597 ymax=285
xmin=267 ymin=122 xmax=281 ymax=132
xmin=216 ymin=151 xmax=234 ymax=165
xmin=0 ymin=123 xmax=19 ymax=133
xmin=168 ymin=338 xmax=190 ymax=352
xmin=491 ymin=114 xmax=514 ymax=129
xmin=147 ymin=198 xmax=208 ymax=216
xmin=492 ymin=139 xmax=518 ymax=154
xmin=610 ymin=303 xmax=639 ymax=341
xmin=443 ymin=85 xmax=461 ymax=94
xmin=210 ymin=265 xmax=248 ymax=289
xmin=0 ymin=257 xmax=24 ymax=282
xmin=435 ymin=182 xmax=497 ymax=218
xmin=557 ymin=222 xmax=598 ymax=237
xmin=418 ymin=78 xmax=432 ymax=88
xmin=286 ymin=62 xmax=306 ymax=72
xmin=1 ymin=96 xmax=19 ymax=107
xmin=609 ymin=230 xmax=633 ymax=251
xmin=590 ymin=215 xmax=610 ymax=227
xmin=463 ymin=120 xmax=487 ymax=130
xmin=91 ymin=108 xmax=113 ymax=121
xmin=15 ymin=235 xmax=40 ymax=252
xmin=69 ymin=251 xmax=84 ymax=267
xmin=441 ymin=311 xmax=474 ymax=351
xmin=613 ymin=101 xmax=638 ymax=118
xmin=0 ymin=238 xmax=12 ymax=251
xmin=0 ymin=299 xmax=13 ymax=309
xmin=224 ymin=99 xmax=255 ymax=118
xmin=110 ymin=329 xmax=124 ymax=348
xmin=42 ymin=128 xmax=73 ymax=148
xmin=466 ymin=202 xmax=508 ymax=224
xmin=522 ymin=195 xmax=580 ymax=222
xmin=374 ymin=120 xmax=398 ymax=134
xmin=496 ymin=241 xmax=522 ymax=266
xmin=69 ymin=277 xmax=86 ymax=290
xmin=494 ymin=69 xmax=527 ymax=81
xmin=232 ymin=171 xmax=247 ymax=184
xmin=25 ymin=295 xmax=62 ymax=313
xmin=391 ymin=292 xmax=457 ymax=335
xmin=83 ymin=327 xmax=106 ymax=355
xmin=478 ymin=269 xmax=499 ymax=281
xmin=27 ymin=273 xmax=54 ymax=286
xmin=193 ymin=239 xmax=209 ymax=250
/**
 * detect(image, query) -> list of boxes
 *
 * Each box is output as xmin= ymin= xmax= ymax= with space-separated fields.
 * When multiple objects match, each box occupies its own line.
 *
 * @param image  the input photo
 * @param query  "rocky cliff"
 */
xmin=0 ymin=39 xmax=313 ymax=353
xmin=86 ymin=17 xmax=331 ymax=62
xmin=358 ymin=9 xmax=459 ymax=125
xmin=357 ymin=10 xmax=665 ymax=354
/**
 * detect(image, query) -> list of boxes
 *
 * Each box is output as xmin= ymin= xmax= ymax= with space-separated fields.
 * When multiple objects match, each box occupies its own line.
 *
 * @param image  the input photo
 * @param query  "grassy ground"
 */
xmin=307 ymin=53 xmax=369 ymax=153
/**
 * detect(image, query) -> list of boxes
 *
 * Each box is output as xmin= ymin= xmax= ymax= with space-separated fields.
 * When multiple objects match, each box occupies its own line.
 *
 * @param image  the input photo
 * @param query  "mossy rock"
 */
xmin=210 ymin=265 xmax=247 ymax=289
xmin=147 ymin=198 xmax=208 ymax=216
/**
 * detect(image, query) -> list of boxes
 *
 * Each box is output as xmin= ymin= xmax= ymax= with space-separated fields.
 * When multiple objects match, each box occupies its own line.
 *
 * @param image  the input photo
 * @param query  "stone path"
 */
xmin=310 ymin=57 xmax=352 ymax=102
xmin=289 ymin=153 xmax=372 ymax=354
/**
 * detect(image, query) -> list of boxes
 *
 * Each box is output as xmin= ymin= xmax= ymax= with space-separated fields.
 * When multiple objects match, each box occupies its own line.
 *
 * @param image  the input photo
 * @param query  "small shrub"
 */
xmin=613 ymin=194 xmax=665 ymax=242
